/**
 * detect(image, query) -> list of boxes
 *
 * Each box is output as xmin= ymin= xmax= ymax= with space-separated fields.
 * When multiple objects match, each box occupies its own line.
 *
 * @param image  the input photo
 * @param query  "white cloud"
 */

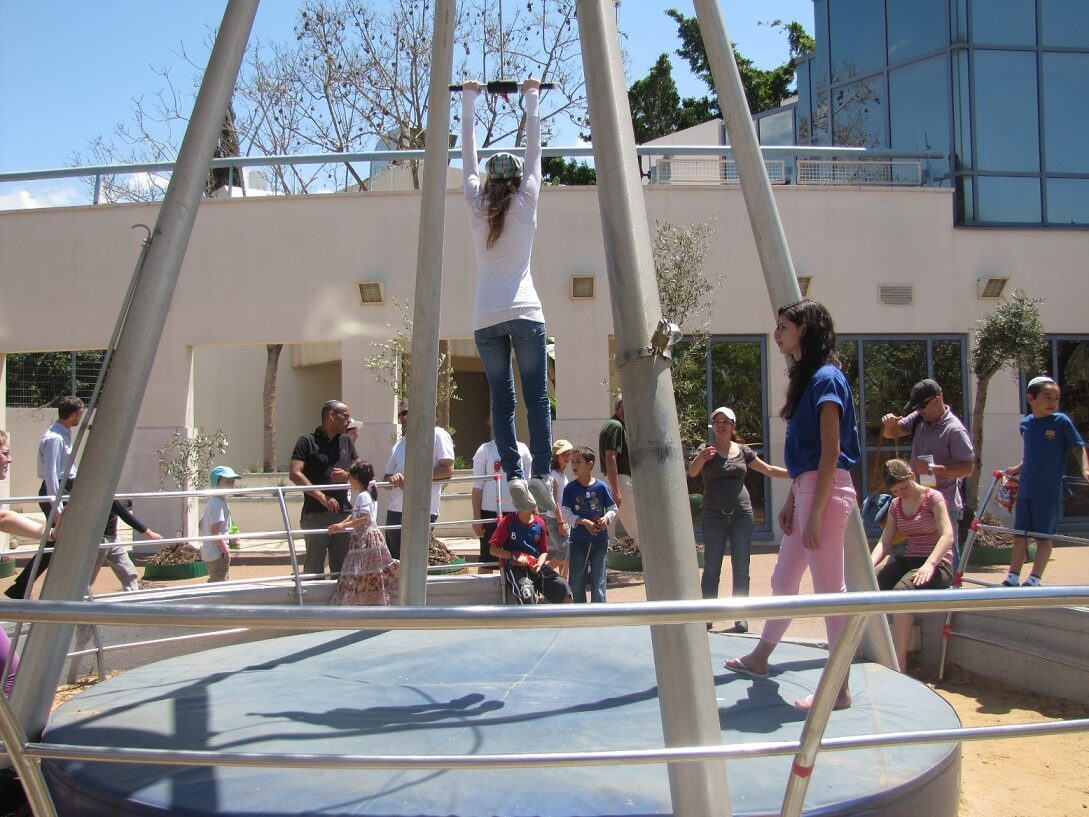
xmin=0 ymin=183 xmax=86 ymax=211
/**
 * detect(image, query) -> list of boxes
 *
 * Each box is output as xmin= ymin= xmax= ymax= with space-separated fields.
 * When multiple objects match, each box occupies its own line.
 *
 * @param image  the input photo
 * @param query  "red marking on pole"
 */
xmin=970 ymin=519 xmax=981 ymax=531
xmin=943 ymin=624 xmax=952 ymax=637
xmin=791 ymin=760 xmax=813 ymax=778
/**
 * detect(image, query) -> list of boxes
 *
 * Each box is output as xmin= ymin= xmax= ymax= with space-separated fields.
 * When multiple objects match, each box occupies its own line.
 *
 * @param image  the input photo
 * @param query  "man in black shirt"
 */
xmin=289 ymin=400 xmax=357 ymax=578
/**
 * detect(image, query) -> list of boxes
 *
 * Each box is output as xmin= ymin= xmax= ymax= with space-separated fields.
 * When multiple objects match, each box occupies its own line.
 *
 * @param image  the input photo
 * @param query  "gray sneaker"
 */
xmin=507 ymin=478 xmax=538 ymax=512
xmin=528 ymin=476 xmax=556 ymax=514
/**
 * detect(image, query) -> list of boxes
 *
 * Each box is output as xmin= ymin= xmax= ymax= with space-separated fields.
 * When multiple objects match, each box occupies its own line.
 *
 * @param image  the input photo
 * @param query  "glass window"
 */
xmin=1046 ymin=178 xmax=1089 ymax=225
xmin=829 ymin=0 xmax=886 ymax=83
xmin=863 ymin=341 xmax=927 ymax=446
xmin=707 ymin=339 xmax=771 ymax=531
xmin=759 ymin=109 xmax=795 ymax=146
xmin=933 ymin=340 xmax=967 ymax=421
xmin=1027 ymin=339 xmax=1089 ymax=521
xmin=977 ymin=176 xmax=1042 ymax=223
xmin=890 ymin=56 xmax=950 ymax=158
xmin=974 ymin=50 xmax=1039 ymax=172
xmin=812 ymin=86 xmax=831 ymax=143
xmin=840 ymin=336 xmax=969 ymax=517
xmin=796 ymin=60 xmax=813 ymax=144
xmin=951 ymin=0 xmax=969 ymax=43
xmin=971 ymin=0 xmax=1037 ymax=46
xmin=887 ymin=0 xmax=947 ymax=64
xmin=952 ymin=49 xmax=972 ymax=169
xmin=1040 ymin=0 xmax=1089 ymax=47
xmin=832 ymin=75 xmax=886 ymax=147
xmin=1042 ymin=53 xmax=1089 ymax=174
xmin=956 ymin=176 xmax=976 ymax=222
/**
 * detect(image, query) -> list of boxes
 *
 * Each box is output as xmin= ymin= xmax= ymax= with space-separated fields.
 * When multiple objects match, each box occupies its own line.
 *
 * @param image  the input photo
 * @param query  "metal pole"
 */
xmin=275 ymin=486 xmax=306 ymax=605
xmin=7 ymin=0 xmax=260 ymax=740
xmin=692 ymin=0 xmax=800 ymax=309
xmin=692 ymin=0 xmax=895 ymax=666
xmin=780 ymin=613 xmax=869 ymax=817
xmin=576 ymin=3 xmax=731 ymax=815
xmin=400 ymin=0 xmax=456 ymax=606
xmin=844 ymin=509 xmax=897 ymax=669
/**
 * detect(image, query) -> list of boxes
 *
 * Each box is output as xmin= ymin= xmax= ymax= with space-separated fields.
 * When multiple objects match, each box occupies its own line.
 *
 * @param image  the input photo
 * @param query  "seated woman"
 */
xmin=871 ymin=458 xmax=955 ymax=672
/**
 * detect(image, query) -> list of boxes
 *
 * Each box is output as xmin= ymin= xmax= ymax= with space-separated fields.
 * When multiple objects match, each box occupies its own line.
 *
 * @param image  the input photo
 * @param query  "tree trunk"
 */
xmin=965 ymin=371 xmax=993 ymax=511
xmin=263 ymin=344 xmax=283 ymax=472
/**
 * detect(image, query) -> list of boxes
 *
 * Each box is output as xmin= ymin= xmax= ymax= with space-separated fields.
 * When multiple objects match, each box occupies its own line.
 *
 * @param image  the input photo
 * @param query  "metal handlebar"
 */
xmin=450 ymin=81 xmax=556 ymax=93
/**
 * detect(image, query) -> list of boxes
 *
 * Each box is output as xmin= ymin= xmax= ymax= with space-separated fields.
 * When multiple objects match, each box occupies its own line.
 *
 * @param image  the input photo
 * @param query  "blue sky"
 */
xmin=0 ymin=0 xmax=813 ymax=209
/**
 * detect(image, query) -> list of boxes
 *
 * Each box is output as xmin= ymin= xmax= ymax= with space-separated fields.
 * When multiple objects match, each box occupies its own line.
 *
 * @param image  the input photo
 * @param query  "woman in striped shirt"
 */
xmin=871 ymin=458 xmax=955 ymax=671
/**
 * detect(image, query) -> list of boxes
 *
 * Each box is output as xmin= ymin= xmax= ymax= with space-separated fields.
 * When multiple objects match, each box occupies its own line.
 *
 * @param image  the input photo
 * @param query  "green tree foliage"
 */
xmin=965 ymin=291 xmax=1048 ymax=509
xmin=665 ymin=9 xmax=815 ymax=116
xmin=542 ymin=156 xmax=596 ymax=185
xmin=652 ymin=219 xmax=723 ymax=448
xmin=628 ymin=54 xmax=716 ymax=144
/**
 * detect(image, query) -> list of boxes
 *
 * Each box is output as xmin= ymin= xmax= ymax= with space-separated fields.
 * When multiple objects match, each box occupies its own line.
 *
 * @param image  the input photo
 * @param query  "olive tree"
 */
xmin=965 ymin=291 xmax=1047 ymax=511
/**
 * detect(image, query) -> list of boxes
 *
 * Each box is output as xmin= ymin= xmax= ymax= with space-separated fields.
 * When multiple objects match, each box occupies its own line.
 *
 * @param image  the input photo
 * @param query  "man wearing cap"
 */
xmin=201 ymin=466 xmax=242 ymax=583
xmin=289 ymin=400 xmax=357 ymax=578
xmin=881 ymin=379 xmax=974 ymax=545
xmin=599 ymin=394 xmax=640 ymax=551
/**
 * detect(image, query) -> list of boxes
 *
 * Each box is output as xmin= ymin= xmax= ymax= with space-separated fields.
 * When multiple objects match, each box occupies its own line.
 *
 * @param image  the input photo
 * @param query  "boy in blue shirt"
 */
xmin=561 ymin=446 xmax=617 ymax=603
xmin=489 ymin=506 xmax=572 ymax=604
xmin=1002 ymin=377 xmax=1089 ymax=587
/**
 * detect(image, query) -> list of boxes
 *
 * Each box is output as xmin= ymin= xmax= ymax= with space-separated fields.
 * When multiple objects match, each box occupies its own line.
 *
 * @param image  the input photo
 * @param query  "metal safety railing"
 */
xmin=796 ymin=158 xmax=923 ymax=186
xmin=1 ymin=587 xmax=1088 ymax=817
xmin=938 ymin=470 xmax=1089 ymax=680
xmin=0 ymin=145 xmax=948 ymax=208
xmin=1 ymin=473 xmax=505 ymax=685
xmin=654 ymin=157 xmax=787 ymax=185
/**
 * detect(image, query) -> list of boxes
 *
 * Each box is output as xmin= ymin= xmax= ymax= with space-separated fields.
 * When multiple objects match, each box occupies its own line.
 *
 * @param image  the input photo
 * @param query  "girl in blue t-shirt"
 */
xmin=725 ymin=300 xmax=859 ymax=711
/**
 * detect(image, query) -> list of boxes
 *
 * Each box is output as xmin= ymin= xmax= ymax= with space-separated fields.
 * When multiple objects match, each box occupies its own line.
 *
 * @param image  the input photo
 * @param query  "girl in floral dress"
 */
xmin=329 ymin=460 xmax=399 ymax=606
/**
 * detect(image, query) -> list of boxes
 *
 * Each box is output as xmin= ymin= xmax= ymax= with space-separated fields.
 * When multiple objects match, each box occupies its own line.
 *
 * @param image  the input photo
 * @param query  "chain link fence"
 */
xmin=5 ymin=351 xmax=106 ymax=408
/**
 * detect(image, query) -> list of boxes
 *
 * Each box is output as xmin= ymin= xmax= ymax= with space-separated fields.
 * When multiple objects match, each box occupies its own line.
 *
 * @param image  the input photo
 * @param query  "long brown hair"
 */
xmin=778 ymin=299 xmax=841 ymax=420
xmin=484 ymin=176 xmax=520 ymax=249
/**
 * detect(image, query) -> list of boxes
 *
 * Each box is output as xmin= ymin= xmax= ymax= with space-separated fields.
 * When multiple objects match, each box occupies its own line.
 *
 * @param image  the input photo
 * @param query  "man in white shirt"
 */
xmin=383 ymin=400 xmax=455 ymax=559
xmin=472 ymin=435 xmax=532 ymax=572
xmin=7 ymin=396 xmax=83 ymax=599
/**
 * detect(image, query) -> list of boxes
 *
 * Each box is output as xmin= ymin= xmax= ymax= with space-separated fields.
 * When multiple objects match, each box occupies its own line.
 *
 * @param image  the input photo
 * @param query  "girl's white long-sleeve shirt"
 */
xmin=462 ymin=88 xmax=544 ymax=331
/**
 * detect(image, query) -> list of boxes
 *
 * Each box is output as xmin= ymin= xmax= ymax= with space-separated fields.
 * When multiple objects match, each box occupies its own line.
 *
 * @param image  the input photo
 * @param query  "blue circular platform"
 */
xmin=43 ymin=627 xmax=960 ymax=816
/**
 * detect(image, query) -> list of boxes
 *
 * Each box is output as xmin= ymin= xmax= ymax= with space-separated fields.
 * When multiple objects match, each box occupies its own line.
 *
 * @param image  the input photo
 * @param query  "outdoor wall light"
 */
xmin=797 ymin=275 xmax=812 ymax=297
xmin=357 ymin=281 xmax=385 ymax=305
xmin=977 ymin=276 xmax=1009 ymax=299
xmin=570 ymin=275 xmax=596 ymax=300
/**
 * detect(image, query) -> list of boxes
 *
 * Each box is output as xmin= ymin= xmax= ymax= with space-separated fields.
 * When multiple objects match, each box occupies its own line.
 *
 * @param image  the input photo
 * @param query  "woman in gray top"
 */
xmin=688 ymin=407 xmax=788 ymax=632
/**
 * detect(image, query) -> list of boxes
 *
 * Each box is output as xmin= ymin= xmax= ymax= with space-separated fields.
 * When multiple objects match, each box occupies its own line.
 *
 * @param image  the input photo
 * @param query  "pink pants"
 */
xmin=760 ymin=469 xmax=856 ymax=651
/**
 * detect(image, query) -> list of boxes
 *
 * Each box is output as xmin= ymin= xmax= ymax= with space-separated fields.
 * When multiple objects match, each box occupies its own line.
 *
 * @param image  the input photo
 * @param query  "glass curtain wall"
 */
xmin=798 ymin=0 xmax=1089 ymax=226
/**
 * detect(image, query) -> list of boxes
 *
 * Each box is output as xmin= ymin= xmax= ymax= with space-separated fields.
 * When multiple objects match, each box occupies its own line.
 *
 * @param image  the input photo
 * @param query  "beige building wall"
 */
xmin=2 ymin=184 xmax=1086 ymax=536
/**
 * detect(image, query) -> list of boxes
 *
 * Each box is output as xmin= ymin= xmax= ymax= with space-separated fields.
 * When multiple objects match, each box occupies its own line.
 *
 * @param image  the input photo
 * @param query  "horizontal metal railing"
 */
xmin=1 ymin=587 xmax=1088 ymax=817
xmin=0 ymin=145 xmax=948 ymax=206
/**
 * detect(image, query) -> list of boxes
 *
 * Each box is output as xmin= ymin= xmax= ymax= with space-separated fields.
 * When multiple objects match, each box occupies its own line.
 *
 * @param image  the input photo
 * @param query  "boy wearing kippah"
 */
xmin=1001 ymin=377 xmax=1089 ymax=587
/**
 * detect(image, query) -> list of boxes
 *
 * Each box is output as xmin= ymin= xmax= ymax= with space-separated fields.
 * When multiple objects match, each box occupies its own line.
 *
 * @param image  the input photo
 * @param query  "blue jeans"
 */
xmin=700 ymin=509 xmax=754 ymax=600
xmin=475 ymin=319 xmax=552 ymax=480
xmin=569 ymin=539 xmax=608 ymax=603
